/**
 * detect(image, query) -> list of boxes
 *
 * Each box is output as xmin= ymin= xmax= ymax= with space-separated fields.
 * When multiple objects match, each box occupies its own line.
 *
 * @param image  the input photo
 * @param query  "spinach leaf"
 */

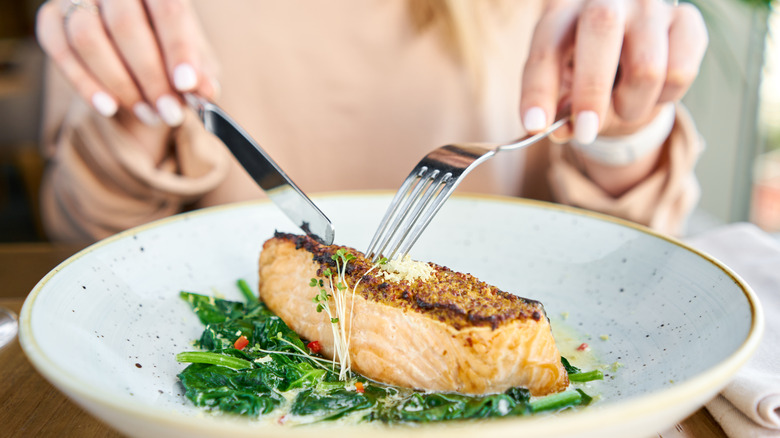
xmin=178 ymin=363 xmax=284 ymax=416
xmin=561 ymin=356 xmax=604 ymax=383
xmin=372 ymin=388 xmax=530 ymax=422
xmin=180 ymin=291 xmax=245 ymax=325
xmin=253 ymin=314 xmax=307 ymax=353
xmin=561 ymin=356 xmax=581 ymax=374
xmin=291 ymin=388 xmax=373 ymax=421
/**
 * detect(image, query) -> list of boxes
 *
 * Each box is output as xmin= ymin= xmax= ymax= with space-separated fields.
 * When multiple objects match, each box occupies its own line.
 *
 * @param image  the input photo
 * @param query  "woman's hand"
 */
xmin=36 ymin=0 xmax=218 ymax=127
xmin=520 ymin=0 xmax=708 ymax=144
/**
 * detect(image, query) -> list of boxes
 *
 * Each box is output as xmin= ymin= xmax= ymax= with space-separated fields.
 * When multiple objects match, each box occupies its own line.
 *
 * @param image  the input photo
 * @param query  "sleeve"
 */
xmin=39 ymin=67 xmax=230 ymax=242
xmin=543 ymin=103 xmax=704 ymax=236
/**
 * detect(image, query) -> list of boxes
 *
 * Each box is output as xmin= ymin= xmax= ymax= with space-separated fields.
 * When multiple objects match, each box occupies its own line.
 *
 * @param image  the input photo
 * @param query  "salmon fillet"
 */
xmin=257 ymin=232 xmax=569 ymax=396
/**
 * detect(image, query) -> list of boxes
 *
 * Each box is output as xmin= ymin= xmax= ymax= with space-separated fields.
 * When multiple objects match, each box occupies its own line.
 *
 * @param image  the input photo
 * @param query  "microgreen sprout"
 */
xmin=309 ymin=248 xmax=385 ymax=381
xmin=249 ymin=334 xmax=337 ymax=371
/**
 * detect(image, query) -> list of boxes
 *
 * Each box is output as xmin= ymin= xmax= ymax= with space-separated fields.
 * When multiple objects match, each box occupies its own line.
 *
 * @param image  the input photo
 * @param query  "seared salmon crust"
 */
xmin=258 ymin=232 xmax=570 ymax=396
xmin=281 ymin=232 xmax=544 ymax=330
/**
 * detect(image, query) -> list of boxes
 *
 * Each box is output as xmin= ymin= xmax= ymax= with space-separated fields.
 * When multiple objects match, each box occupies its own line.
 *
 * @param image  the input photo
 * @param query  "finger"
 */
xmin=521 ymin=4 xmax=579 ymax=133
xmin=193 ymin=31 xmax=222 ymax=98
xmin=144 ymin=0 xmax=214 ymax=98
xmin=61 ymin=1 xmax=153 ymax=121
xmin=612 ymin=3 xmax=670 ymax=121
xmin=37 ymin=1 xmax=118 ymax=117
xmin=101 ymin=0 xmax=181 ymax=126
xmin=659 ymin=3 xmax=708 ymax=102
xmin=571 ymin=0 xmax=627 ymax=144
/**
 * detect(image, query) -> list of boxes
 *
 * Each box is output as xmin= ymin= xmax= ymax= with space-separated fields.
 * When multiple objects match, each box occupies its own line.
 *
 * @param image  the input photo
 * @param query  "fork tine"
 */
xmin=365 ymin=169 xmax=421 ymax=258
xmin=382 ymin=171 xmax=451 ymax=261
xmin=366 ymin=167 xmax=437 ymax=260
xmin=394 ymin=180 xmax=458 ymax=259
xmin=374 ymin=169 xmax=440 ymax=259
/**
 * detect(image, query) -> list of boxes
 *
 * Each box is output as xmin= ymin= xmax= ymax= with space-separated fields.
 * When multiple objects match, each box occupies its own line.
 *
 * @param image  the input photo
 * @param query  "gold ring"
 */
xmin=63 ymin=0 xmax=99 ymax=24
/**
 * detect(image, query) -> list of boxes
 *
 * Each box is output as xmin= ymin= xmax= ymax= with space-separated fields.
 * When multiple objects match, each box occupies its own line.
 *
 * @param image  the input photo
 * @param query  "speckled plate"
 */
xmin=19 ymin=192 xmax=763 ymax=438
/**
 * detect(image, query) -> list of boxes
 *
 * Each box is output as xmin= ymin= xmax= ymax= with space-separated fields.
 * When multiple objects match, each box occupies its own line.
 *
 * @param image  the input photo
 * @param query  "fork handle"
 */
xmin=495 ymin=107 xmax=571 ymax=153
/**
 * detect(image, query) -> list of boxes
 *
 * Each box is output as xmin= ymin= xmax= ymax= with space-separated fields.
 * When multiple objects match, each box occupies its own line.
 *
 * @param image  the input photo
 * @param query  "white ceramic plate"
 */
xmin=20 ymin=193 xmax=763 ymax=438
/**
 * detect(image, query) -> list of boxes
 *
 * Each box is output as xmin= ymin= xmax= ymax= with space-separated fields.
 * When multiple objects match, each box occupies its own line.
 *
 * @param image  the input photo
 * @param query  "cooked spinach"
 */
xmin=561 ymin=356 xmax=604 ymax=383
xmin=177 ymin=282 xmax=596 ymax=424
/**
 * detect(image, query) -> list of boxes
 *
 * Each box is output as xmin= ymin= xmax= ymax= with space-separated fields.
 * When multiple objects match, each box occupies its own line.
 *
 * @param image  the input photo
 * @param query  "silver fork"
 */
xmin=366 ymin=108 xmax=571 ymax=262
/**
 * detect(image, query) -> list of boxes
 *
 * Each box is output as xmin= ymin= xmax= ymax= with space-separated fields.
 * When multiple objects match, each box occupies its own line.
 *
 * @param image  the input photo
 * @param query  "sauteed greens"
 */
xmin=176 ymin=281 xmax=601 ymax=425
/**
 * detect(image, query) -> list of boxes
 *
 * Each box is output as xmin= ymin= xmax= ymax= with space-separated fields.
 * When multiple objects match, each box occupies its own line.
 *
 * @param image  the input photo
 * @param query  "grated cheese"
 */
xmin=379 ymin=255 xmax=434 ymax=283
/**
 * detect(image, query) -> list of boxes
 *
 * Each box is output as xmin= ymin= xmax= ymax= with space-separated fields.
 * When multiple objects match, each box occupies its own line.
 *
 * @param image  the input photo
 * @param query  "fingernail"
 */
xmin=523 ymin=107 xmax=547 ymax=132
xmin=156 ymin=95 xmax=184 ymax=126
xmin=575 ymin=111 xmax=599 ymax=145
xmin=133 ymin=102 xmax=161 ymax=126
xmin=173 ymin=63 xmax=198 ymax=92
xmin=92 ymin=92 xmax=118 ymax=117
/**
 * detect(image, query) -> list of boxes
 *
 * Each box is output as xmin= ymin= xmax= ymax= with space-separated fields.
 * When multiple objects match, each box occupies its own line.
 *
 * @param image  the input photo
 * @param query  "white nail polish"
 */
xmin=156 ymin=95 xmax=184 ymax=126
xmin=173 ymin=63 xmax=198 ymax=92
xmin=575 ymin=111 xmax=599 ymax=145
xmin=133 ymin=102 xmax=161 ymax=126
xmin=523 ymin=107 xmax=547 ymax=132
xmin=92 ymin=92 xmax=118 ymax=117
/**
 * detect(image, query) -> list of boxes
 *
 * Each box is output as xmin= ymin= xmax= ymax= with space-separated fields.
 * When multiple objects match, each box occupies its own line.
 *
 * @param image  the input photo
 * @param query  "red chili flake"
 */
xmin=355 ymin=382 xmax=365 ymax=393
xmin=234 ymin=335 xmax=249 ymax=350
xmin=307 ymin=341 xmax=322 ymax=354
xmin=277 ymin=415 xmax=287 ymax=425
xmin=576 ymin=342 xmax=589 ymax=352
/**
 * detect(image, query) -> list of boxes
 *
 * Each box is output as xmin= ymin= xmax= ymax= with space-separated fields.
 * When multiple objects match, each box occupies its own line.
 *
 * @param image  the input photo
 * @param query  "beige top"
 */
xmin=39 ymin=0 xmax=703 ymax=242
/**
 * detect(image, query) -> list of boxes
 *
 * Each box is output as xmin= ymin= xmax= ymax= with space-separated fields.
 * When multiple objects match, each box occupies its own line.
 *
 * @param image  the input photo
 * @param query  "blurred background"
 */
xmin=0 ymin=0 xmax=778 ymax=242
xmin=0 ymin=0 xmax=44 ymax=241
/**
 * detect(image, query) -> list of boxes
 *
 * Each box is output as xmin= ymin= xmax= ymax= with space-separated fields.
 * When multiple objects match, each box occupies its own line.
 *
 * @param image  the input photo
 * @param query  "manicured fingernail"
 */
xmin=92 ymin=92 xmax=118 ymax=117
xmin=523 ymin=107 xmax=547 ymax=132
xmin=575 ymin=111 xmax=599 ymax=145
xmin=173 ymin=63 xmax=198 ymax=91
xmin=156 ymin=95 xmax=184 ymax=126
xmin=133 ymin=102 xmax=161 ymax=126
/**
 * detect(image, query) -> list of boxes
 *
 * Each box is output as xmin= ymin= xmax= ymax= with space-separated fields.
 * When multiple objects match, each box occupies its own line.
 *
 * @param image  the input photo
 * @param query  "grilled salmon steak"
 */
xmin=258 ymin=233 xmax=569 ymax=396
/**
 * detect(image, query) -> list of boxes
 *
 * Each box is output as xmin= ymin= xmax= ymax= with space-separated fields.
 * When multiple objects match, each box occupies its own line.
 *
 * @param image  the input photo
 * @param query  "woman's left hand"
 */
xmin=520 ymin=0 xmax=708 ymax=144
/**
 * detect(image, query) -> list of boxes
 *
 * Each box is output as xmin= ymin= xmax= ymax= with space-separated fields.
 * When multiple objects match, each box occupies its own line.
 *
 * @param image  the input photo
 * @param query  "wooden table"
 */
xmin=0 ymin=243 xmax=728 ymax=437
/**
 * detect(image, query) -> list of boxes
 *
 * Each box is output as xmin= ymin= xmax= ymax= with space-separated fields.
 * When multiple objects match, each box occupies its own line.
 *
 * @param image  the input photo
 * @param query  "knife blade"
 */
xmin=185 ymin=94 xmax=335 ymax=245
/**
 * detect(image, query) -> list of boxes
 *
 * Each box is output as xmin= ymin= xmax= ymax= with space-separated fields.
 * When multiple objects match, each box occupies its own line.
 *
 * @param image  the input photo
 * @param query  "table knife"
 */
xmin=185 ymin=94 xmax=335 ymax=245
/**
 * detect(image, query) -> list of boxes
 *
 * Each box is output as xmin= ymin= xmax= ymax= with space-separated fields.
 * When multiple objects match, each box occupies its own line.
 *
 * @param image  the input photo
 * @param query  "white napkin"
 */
xmin=685 ymin=223 xmax=780 ymax=437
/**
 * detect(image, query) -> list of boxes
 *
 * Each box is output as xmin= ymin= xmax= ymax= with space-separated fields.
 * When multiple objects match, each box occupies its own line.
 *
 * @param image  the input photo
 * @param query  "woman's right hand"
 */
xmin=36 ymin=0 xmax=218 ymax=127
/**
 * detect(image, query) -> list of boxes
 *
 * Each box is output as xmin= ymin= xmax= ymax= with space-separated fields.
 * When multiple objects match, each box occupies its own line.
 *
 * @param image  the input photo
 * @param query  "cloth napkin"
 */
xmin=684 ymin=223 xmax=780 ymax=437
